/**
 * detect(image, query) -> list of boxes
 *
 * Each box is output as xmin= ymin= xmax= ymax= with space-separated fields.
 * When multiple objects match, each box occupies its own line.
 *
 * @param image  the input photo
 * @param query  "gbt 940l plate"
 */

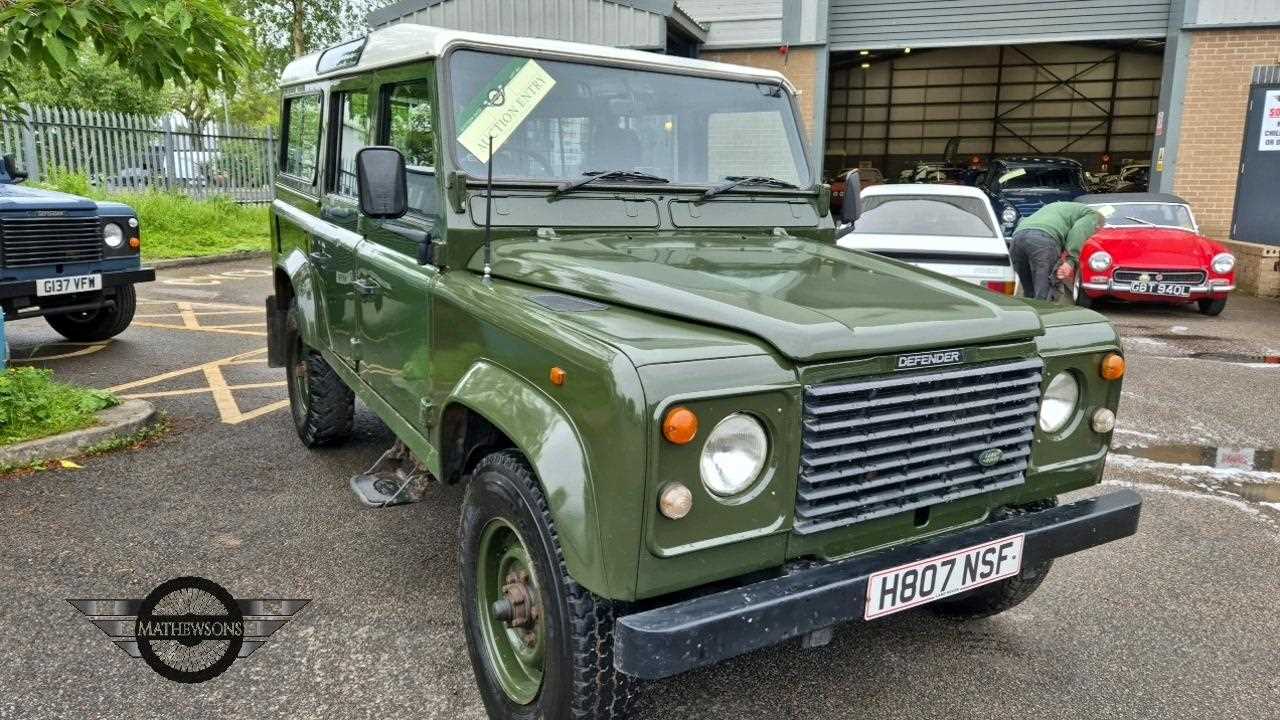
xmin=864 ymin=534 xmax=1024 ymax=620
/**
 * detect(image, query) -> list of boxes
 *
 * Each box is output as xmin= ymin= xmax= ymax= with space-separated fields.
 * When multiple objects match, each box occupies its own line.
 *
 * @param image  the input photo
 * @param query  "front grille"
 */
xmin=0 ymin=217 xmax=103 ymax=268
xmin=795 ymin=358 xmax=1044 ymax=535
xmin=1113 ymin=268 xmax=1206 ymax=285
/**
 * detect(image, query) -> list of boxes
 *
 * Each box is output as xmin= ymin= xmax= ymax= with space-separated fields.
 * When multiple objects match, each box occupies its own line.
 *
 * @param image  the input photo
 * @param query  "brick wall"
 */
xmin=1175 ymin=28 xmax=1280 ymax=297
xmin=699 ymin=46 xmax=821 ymax=144
xmin=1176 ymin=28 xmax=1280 ymax=239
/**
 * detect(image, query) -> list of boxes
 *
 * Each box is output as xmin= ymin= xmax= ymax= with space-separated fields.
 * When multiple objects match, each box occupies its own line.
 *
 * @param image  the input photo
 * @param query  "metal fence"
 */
xmin=0 ymin=105 xmax=276 ymax=204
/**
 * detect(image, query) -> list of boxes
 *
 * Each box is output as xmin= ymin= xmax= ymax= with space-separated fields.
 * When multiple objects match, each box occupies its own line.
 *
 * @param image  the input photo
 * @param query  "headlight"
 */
xmin=1001 ymin=206 xmax=1018 ymax=225
xmin=1211 ymin=253 xmax=1235 ymax=274
xmin=1038 ymin=372 xmax=1080 ymax=433
xmin=699 ymin=414 xmax=768 ymax=497
xmin=103 ymin=222 xmax=124 ymax=248
xmin=1088 ymin=251 xmax=1113 ymax=271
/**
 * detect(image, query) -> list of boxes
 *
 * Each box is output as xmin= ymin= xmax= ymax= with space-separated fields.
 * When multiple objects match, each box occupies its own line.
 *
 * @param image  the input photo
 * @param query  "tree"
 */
xmin=233 ymin=0 xmax=374 ymax=73
xmin=9 ymin=49 xmax=170 ymax=115
xmin=0 ymin=0 xmax=256 ymax=109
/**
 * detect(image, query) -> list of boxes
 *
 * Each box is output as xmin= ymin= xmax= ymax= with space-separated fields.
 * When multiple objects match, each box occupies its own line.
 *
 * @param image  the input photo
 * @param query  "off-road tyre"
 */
xmin=284 ymin=302 xmax=353 ymax=448
xmin=931 ymin=499 xmax=1057 ymax=621
xmin=1198 ymin=298 xmax=1227 ymax=316
xmin=460 ymin=450 xmax=634 ymax=720
xmin=45 ymin=284 xmax=137 ymax=341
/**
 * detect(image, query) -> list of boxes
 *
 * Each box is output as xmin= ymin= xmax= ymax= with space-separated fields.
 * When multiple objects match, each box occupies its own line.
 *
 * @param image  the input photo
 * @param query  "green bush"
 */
xmin=41 ymin=171 xmax=269 ymax=259
xmin=0 ymin=367 xmax=118 ymax=446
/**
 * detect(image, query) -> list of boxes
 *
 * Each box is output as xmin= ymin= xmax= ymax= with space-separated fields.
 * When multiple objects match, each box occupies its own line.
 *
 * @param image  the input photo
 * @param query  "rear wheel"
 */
xmin=1198 ymin=297 xmax=1227 ymax=316
xmin=284 ymin=301 xmax=353 ymax=447
xmin=44 ymin=285 xmax=137 ymax=341
xmin=460 ymin=450 xmax=634 ymax=720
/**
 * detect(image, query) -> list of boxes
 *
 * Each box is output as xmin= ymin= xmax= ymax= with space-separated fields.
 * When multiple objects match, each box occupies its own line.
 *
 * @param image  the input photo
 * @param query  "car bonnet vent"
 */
xmin=527 ymin=294 xmax=609 ymax=312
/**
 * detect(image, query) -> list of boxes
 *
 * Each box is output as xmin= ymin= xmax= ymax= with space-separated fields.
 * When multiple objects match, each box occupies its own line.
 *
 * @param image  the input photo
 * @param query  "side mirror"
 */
xmin=839 ymin=169 xmax=862 ymax=225
xmin=355 ymin=146 xmax=408 ymax=219
xmin=3 ymin=154 xmax=28 ymax=183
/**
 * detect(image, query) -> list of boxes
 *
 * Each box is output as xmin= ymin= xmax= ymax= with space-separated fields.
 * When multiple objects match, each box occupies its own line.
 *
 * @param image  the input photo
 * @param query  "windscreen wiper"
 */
xmin=550 ymin=169 xmax=669 ymax=198
xmin=1123 ymin=216 xmax=1157 ymax=226
xmin=699 ymin=175 xmax=800 ymax=202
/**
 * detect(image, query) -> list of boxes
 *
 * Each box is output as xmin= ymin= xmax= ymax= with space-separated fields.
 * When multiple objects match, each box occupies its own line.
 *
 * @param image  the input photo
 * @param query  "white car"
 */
xmin=836 ymin=184 xmax=1018 ymax=296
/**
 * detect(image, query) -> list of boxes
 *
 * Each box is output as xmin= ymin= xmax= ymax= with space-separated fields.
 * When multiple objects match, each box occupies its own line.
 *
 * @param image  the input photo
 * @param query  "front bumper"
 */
xmin=1081 ymin=279 xmax=1233 ymax=299
xmin=0 ymin=268 xmax=155 ymax=302
xmin=614 ymin=489 xmax=1142 ymax=680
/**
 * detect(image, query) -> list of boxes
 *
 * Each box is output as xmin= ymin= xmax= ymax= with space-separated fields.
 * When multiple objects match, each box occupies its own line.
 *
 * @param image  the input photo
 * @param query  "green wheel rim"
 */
xmin=476 ymin=518 xmax=545 ymax=705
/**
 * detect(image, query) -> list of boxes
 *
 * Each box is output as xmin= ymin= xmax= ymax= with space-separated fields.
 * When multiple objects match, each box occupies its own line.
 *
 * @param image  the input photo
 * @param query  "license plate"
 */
xmin=1129 ymin=281 xmax=1191 ymax=297
xmin=35 ymin=273 xmax=101 ymax=297
xmin=864 ymin=534 xmax=1024 ymax=620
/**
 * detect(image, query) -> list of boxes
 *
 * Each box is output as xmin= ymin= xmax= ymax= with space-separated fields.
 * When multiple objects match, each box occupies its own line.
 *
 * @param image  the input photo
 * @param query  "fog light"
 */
xmin=658 ymin=483 xmax=693 ymax=520
xmin=1091 ymin=407 xmax=1116 ymax=434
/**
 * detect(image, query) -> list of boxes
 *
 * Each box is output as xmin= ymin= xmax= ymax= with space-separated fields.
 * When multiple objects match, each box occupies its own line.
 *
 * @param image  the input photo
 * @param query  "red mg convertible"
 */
xmin=1073 ymin=193 xmax=1235 ymax=315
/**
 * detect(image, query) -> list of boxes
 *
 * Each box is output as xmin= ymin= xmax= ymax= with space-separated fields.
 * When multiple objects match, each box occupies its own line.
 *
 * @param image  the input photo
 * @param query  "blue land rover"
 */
xmin=0 ymin=155 xmax=154 ymax=341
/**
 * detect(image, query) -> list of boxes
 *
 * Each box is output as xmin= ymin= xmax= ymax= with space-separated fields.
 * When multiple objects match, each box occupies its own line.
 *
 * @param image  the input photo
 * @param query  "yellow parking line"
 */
xmin=118 ymin=382 xmax=286 ymax=399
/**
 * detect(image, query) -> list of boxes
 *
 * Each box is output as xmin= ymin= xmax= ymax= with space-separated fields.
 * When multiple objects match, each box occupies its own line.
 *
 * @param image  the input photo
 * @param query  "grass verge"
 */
xmin=0 ymin=367 xmax=118 ymax=446
xmin=0 ymin=413 xmax=170 ymax=475
xmin=40 ymin=171 xmax=269 ymax=260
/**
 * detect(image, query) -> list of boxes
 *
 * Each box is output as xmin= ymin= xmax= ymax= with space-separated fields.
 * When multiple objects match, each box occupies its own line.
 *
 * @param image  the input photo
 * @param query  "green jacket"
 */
xmin=1014 ymin=202 xmax=1104 ymax=265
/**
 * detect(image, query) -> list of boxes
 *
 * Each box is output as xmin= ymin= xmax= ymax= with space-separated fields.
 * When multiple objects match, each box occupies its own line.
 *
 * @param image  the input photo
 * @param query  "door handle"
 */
xmin=308 ymin=250 xmax=332 ymax=271
xmin=353 ymin=278 xmax=380 ymax=297
xmin=322 ymin=206 xmax=356 ymax=222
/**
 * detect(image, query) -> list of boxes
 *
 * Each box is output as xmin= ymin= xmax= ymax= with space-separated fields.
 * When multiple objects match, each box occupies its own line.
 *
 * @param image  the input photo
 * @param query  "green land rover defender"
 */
xmin=267 ymin=25 xmax=1142 ymax=720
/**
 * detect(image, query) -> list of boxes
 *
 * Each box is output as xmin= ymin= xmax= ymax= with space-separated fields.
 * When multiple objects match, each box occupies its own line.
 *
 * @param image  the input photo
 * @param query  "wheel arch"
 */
xmin=276 ymin=249 xmax=322 ymax=347
xmin=442 ymin=360 xmax=613 ymax=599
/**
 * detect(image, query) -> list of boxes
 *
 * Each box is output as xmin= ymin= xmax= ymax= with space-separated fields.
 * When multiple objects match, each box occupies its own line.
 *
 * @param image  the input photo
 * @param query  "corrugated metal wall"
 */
xmin=829 ymin=0 xmax=1172 ymax=51
xmin=370 ymin=0 xmax=666 ymax=49
xmin=1194 ymin=0 xmax=1280 ymax=26
xmin=677 ymin=0 xmax=783 ymax=47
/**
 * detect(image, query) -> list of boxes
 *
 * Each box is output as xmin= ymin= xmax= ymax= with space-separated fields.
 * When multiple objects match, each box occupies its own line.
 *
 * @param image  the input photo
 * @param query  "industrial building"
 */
xmin=368 ymin=0 xmax=1280 ymax=295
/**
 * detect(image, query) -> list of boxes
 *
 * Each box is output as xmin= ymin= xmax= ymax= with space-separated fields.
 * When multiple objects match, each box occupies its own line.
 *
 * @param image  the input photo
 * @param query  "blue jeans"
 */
xmin=1009 ymin=229 xmax=1061 ymax=300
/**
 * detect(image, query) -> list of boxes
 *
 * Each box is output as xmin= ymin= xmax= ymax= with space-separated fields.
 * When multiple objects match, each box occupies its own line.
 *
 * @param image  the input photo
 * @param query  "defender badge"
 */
xmin=895 ymin=348 xmax=966 ymax=371
xmin=977 ymin=448 xmax=1004 ymax=467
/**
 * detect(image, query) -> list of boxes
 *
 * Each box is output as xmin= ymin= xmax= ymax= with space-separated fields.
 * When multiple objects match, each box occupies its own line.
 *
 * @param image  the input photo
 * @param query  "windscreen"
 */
xmin=997 ymin=165 xmax=1085 ymax=191
xmin=1094 ymin=203 xmax=1196 ymax=231
xmin=446 ymin=50 xmax=810 ymax=186
xmin=853 ymin=195 xmax=997 ymax=238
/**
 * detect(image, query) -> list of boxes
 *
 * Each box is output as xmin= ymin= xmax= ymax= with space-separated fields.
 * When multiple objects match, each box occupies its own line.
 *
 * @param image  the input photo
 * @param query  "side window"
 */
xmin=333 ymin=91 xmax=371 ymax=197
xmin=282 ymin=94 xmax=322 ymax=181
xmin=383 ymin=80 xmax=439 ymax=215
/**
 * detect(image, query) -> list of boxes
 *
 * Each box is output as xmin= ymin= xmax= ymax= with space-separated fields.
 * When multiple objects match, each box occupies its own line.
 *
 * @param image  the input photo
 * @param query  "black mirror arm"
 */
xmin=376 ymin=222 xmax=440 ymax=267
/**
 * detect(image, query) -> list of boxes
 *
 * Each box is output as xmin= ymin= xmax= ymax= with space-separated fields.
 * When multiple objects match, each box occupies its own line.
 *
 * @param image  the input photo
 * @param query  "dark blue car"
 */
xmin=977 ymin=157 xmax=1090 ymax=238
xmin=0 ymin=155 xmax=154 ymax=341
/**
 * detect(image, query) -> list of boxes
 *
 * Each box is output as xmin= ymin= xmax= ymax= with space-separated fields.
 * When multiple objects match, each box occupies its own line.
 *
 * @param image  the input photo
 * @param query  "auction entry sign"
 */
xmin=1261 ymin=89 xmax=1280 ymax=152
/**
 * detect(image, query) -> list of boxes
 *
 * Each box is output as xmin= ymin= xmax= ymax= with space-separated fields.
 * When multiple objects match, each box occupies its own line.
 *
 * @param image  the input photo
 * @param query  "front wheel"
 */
xmin=460 ymin=450 xmax=634 ymax=720
xmin=1198 ymin=297 xmax=1227 ymax=316
xmin=45 ymin=285 xmax=137 ymax=341
xmin=932 ymin=499 xmax=1056 ymax=621
xmin=1071 ymin=273 xmax=1095 ymax=309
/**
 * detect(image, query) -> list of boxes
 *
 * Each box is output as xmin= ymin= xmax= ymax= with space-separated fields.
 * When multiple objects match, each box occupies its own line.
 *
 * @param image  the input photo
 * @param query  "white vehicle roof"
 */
xmin=859 ymin=183 xmax=990 ymax=200
xmin=281 ymin=24 xmax=792 ymax=90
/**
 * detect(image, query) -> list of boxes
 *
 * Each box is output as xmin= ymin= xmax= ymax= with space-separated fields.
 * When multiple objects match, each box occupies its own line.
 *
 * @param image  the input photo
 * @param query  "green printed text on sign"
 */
xmin=457 ymin=59 xmax=557 ymax=162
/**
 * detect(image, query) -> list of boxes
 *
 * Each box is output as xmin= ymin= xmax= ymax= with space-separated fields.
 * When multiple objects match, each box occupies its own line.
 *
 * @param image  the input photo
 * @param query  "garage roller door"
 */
xmin=830 ymin=0 xmax=1171 ymax=51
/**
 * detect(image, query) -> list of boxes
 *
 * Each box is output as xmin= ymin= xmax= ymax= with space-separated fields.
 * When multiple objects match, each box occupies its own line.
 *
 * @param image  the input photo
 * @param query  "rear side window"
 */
xmin=383 ymin=80 xmax=439 ymax=215
xmin=333 ymin=91 xmax=371 ymax=197
xmin=282 ymin=94 xmax=322 ymax=181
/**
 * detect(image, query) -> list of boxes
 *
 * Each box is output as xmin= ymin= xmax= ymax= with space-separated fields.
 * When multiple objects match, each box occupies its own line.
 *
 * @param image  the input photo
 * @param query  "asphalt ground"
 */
xmin=1 ymin=258 xmax=1277 ymax=719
